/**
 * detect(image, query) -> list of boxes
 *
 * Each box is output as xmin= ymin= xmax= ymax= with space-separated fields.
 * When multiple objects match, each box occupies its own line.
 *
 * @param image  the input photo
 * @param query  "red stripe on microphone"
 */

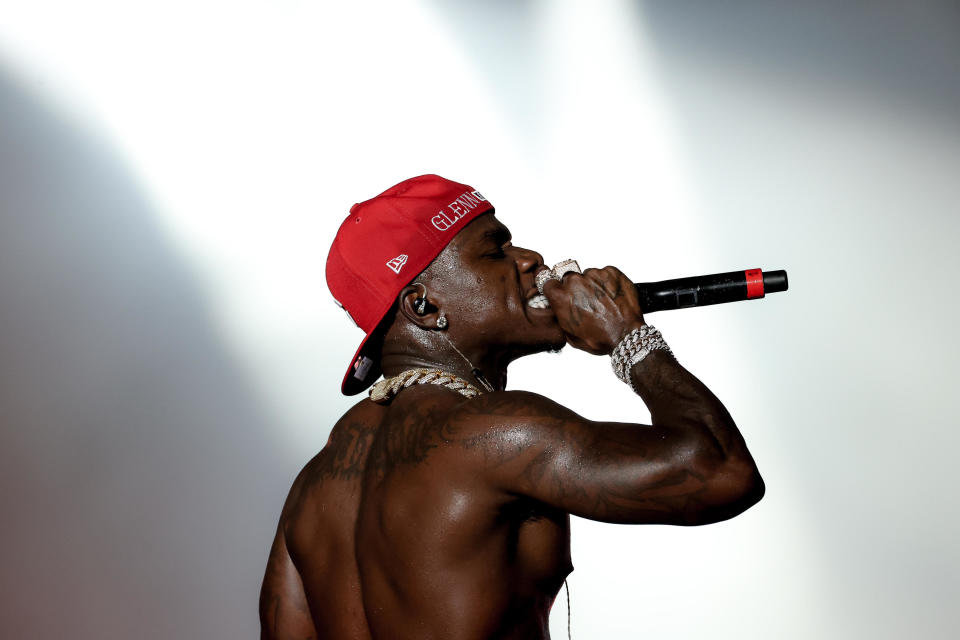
xmin=745 ymin=269 xmax=764 ymax=299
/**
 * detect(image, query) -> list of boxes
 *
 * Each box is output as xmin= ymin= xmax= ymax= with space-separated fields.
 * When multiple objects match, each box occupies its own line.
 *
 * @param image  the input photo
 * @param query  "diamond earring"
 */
xmin=436 ymin=313 xmax=448 ymax=330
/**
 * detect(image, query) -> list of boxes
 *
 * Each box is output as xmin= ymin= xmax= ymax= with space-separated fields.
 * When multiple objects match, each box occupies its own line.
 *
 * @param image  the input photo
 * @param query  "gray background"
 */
xmin=1 ymin=1 xmax=957 ymax=638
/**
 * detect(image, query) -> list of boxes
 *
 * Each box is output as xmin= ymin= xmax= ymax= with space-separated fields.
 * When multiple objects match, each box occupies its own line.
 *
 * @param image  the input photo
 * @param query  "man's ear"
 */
xmin=398 ymin=284 xmax=438 ymax=330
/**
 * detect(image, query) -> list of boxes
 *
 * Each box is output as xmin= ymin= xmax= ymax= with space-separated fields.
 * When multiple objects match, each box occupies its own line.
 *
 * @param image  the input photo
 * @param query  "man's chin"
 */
xmin=546 ymin=338 xmax=567 ymax=353
xmin=505 ymin=337 xmax=566 ymax=363
xmin=531 ymin=337 xmax=567 ymax=356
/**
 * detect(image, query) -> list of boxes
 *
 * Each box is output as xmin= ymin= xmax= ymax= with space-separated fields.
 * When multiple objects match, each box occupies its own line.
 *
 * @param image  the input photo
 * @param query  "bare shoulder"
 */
xmin=434 ymin=390 xmax=642 ymax=484
xmin=443 ymin=389 xmax=625 ymax=454
xmin=364 ymin=388 xmax=582 ymax=456
xmin=455 ymin=389 xmax=581 ymax=419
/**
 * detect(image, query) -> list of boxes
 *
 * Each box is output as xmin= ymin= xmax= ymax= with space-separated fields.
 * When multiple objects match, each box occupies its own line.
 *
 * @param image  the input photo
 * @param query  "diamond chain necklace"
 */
xmin=368 ymin=368 xmax=485 ymax=403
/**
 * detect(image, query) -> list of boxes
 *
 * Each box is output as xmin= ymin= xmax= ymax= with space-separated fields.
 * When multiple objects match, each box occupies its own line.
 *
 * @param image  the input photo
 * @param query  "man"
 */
xmin=260 ymin=175 xmax=764 ymax=639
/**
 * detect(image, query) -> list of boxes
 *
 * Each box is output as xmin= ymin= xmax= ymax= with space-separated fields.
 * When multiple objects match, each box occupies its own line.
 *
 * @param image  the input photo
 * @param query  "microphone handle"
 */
xmin=635 ymin=269 xmax=788 ymax=313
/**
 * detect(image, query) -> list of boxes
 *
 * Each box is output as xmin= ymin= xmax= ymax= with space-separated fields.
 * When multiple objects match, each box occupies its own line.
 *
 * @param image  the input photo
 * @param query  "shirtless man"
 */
xmin=260 ymin=175 xmax=764 ymax=639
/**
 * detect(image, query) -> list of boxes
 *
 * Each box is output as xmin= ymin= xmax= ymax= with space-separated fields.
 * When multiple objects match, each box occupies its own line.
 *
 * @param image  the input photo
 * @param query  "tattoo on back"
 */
xmin=315 ymin=420 xmax=376 ymax=481
xmin=366 ymin=399 xmax=452 ymax=478
xmin=314 ymin=394 xmax=466 ymax=485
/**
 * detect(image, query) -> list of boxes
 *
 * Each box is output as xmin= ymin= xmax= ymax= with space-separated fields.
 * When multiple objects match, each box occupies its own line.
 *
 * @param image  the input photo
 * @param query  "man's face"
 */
xmin=426 ymin=213 xmax=566 ymax=357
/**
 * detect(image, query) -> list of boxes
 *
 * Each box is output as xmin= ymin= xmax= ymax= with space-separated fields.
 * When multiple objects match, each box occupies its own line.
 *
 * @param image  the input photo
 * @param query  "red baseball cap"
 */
xmin=326 ymin=174 xmax=495 ymax=395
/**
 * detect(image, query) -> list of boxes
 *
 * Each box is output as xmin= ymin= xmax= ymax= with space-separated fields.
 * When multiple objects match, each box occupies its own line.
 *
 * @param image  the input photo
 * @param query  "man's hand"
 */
xmin=541 ymin=265 xmax=646 ymax=354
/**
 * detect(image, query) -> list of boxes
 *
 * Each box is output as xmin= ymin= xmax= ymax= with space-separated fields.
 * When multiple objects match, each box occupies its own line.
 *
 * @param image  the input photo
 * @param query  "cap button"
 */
xmin=349 ymin=203 xmax=362 ymax=223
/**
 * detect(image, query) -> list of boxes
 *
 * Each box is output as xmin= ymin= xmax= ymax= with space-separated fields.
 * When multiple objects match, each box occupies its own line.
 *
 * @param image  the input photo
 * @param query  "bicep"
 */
xmin=454 ymin=392 xmax=733 ymax=525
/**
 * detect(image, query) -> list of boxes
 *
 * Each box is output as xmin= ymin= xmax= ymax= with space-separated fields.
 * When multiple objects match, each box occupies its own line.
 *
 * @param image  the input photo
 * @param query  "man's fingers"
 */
xmin=543 ymin=268 xmax=594 ymax=300
xmin=541 ymin=275 xmax=562 ymax=295
xmin=603 ymin=265 xmax=627 ymax=278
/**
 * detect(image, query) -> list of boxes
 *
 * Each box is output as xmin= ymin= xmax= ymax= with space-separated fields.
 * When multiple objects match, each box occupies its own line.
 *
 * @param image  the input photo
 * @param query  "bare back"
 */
xmin=260 ymin=385 xmax=573 ymax=640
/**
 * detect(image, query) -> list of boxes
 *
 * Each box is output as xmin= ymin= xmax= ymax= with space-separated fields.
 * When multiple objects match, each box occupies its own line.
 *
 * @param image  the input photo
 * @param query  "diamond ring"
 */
xmin=535 ymin=268 xmax=560 ymax=295
xmin=552 ymin=259 xmax=581 ymax=278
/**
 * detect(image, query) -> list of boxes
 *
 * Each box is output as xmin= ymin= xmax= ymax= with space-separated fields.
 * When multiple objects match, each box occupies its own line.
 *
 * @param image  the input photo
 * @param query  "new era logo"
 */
xmin=386 ymin=254 xmax=408 ymax=274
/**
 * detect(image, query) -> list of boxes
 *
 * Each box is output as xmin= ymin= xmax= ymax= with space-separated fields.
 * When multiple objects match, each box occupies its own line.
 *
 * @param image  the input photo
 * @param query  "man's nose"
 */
xmin=513 ymin=246 xmax=545 ymax=273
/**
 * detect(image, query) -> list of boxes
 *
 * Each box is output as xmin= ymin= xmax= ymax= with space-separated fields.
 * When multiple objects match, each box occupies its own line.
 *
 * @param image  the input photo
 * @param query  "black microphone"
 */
xmin=635 ymin=269 xmax=788 ymax=313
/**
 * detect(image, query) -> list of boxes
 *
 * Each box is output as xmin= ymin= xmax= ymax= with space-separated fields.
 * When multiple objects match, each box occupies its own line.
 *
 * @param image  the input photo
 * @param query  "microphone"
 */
xmin=635 ymin=268 xmax=788 ymax=313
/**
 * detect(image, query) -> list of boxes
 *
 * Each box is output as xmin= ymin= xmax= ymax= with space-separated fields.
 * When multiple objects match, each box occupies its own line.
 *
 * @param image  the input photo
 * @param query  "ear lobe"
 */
xmin=398 ymin=285 xmax=438 ymax=330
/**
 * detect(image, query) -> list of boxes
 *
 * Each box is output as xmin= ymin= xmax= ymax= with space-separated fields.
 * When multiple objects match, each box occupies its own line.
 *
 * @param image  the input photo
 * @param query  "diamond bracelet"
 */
xmin=610 ymin=325 xmax=672 ymax=387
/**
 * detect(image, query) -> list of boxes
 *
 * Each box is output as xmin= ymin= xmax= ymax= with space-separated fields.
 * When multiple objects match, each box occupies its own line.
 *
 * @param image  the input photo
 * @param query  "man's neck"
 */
xmin=380 ymin=341 xmax=507 ymax=392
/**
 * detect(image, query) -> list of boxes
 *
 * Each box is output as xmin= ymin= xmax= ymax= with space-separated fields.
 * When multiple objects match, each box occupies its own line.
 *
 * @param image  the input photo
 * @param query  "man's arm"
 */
xmin=452 ymin=352 xmax=763 ymax=525
xmin=449 ymin=265 xmax=763 ymax=525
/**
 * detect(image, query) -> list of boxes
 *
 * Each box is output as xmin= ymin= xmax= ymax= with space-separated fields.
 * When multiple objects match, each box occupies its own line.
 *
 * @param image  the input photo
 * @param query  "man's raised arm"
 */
xmin=448 ymin=265 xmax=763 ymax=525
